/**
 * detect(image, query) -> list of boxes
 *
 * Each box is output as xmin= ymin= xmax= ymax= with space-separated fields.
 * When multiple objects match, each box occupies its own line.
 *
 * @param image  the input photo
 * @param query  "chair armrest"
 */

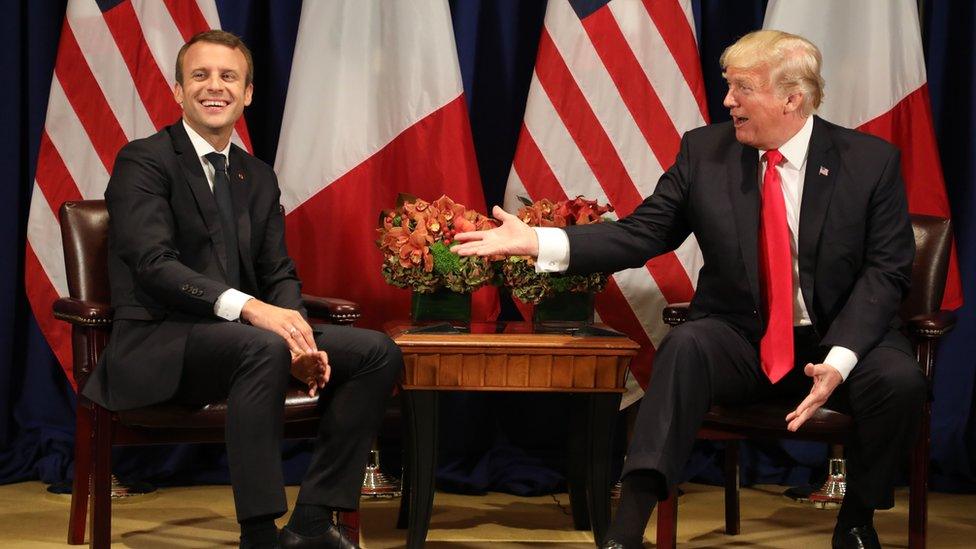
xmin=663 ymin=303 xmax=690 ymax=327
xmin=302 ymin=294 xmax=361 ymax=325
xmin=905 ymin=310 xmax=957 ymax=340
xmin=53 ymin=297 xmax=113 ymax=327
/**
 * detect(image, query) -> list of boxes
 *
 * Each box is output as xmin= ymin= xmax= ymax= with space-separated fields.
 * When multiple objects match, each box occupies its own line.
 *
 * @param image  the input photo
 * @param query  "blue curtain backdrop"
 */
xmin=1 ymin=0 xmax=973 ymax=495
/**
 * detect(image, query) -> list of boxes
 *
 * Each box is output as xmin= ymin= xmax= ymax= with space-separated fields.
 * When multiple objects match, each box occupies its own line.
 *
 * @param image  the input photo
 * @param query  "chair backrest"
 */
xmin=59 ymin=200 xmax=110 ymax=304
xmin=901 ymin=214 xmax=952 ymax=320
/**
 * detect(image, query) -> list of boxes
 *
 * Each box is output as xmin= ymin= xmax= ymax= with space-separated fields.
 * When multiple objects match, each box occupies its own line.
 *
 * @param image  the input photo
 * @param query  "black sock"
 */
xmin=239 ymin=514 xmax=277 ymax=548
xmin=836 ymin=494 xmax=874 ymax=530
xmin=287 ymin=503 xmax=335 ymax=537
xmin=606 ymin=471 xmax=663 ymax=546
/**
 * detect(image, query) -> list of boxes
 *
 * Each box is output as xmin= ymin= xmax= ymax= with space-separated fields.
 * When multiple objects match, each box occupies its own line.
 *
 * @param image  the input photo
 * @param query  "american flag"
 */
xmin=24 ymin=0 xmax=247 ymax=387
xmin=504 ymin=0 xmax=708 ymax=405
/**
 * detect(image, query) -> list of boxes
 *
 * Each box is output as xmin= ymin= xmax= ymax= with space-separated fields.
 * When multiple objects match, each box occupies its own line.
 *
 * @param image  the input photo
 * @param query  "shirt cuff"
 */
xmin=824 ymin=346 xmax=859 ymax=382
xmin=534 ymin=227 xmax=570 ymax=273
xmin=214 ymin=288 xmax=254 ymax=321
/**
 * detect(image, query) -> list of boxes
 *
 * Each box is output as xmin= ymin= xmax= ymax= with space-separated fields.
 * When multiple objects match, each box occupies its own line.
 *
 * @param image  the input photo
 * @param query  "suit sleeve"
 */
xmin=105 ymin=144 xmax=232 ymax=317
xmin=252 ymin=170 xmax=307 ymax=318
xmin=564 ymin=132 xmax=694 ymax=274
xmin=820 ymin=148 xmax=914 ymax=356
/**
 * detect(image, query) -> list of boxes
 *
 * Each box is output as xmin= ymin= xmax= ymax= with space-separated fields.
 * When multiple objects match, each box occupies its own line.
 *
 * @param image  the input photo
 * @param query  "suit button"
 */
xmin=752 ymin=309 xmax=759 ymax=316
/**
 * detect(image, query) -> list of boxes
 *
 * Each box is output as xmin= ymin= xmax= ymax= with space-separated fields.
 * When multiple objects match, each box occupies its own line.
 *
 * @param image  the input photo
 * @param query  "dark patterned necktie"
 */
xmin=204 ymin=152 xmax=240 ymax=288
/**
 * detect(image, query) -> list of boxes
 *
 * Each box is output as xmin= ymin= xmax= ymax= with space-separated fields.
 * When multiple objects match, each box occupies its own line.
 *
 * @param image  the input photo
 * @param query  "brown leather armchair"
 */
xmin=54 ymin=200 xmax=362 ymax=548
xmin=654 ymin=214 xmax=956 ymax=549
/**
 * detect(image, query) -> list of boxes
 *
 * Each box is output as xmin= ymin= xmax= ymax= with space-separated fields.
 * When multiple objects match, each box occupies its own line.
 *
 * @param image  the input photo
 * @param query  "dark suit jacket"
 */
xmin=83 ymin=122 xmax=305 ymax=411
xmin=565 ymin=116 xmax=915 ymax=358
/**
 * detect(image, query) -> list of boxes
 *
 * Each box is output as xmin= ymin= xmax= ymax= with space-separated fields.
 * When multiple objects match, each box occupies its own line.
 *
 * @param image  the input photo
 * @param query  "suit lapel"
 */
xmin=229 ymin=146 xmax=255 ymax=288
xmin=797 ymin=117 xmax=838 ymax=322
xmin=728 ymin=141 xmax=762 ymax=310
xmin=170 ymin=123 xmax=231 ymax=278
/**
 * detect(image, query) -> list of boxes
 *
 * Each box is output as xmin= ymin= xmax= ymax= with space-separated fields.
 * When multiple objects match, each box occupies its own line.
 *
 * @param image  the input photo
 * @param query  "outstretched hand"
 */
xmin=785 ymin=362 xmax=843 ymax=432
xmin=452 ymin=205 xmax=540 ymax=258
xmin=291 ymin=350 xmax=330 ymax=397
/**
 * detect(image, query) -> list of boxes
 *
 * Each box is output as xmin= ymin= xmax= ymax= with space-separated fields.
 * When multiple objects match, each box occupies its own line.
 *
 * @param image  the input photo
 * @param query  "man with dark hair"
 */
xmin=83 ymin=30 xmax=400 ymax=549
xmin=456 ymin=30 xmax=924 ymax=549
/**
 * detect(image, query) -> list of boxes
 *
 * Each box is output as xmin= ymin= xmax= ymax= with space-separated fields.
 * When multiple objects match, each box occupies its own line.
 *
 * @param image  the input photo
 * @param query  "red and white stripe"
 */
xmin=765 ymin=0 xmax=962 ymax=309
xmin=275 ymin=0 xmax=493 ymax=330
xmin=26 ymin=0 xmax=246 ymax=387
xmin=505 ymin=0 xmax=708 ymax=406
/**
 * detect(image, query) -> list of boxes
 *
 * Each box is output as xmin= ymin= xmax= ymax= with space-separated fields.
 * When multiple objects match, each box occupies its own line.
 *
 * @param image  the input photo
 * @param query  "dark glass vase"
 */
xmin=411 ymin=288 xmax=472 ymax=322
xmin=533 ymin=291 xmax=595 ymax=324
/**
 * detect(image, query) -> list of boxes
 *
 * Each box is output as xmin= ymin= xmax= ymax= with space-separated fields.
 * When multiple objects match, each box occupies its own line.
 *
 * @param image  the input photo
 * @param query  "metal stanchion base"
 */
xmin=46 ymin=475 xmax=157 ymax=504
xmin=361 ymin=449 xmax=401 ymax=498
xmin=783 ymin=458 xmax=846 ymax=509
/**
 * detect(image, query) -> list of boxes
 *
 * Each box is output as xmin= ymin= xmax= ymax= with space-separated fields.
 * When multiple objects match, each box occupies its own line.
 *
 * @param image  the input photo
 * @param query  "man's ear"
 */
xmin=243 ymin=83 xmax=253 ymax=107
xmin=784 ymin=92 xmax=804 ymax=114
xmin=173 ymin=82 xmax=184 ymax=108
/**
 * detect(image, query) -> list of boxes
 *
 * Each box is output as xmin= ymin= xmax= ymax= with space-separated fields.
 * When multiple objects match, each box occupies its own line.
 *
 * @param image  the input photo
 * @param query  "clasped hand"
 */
xmin=785 ymin=362 xmax=843 ymax=431
xmin=241 ymin=298 xmax=329 ymax=397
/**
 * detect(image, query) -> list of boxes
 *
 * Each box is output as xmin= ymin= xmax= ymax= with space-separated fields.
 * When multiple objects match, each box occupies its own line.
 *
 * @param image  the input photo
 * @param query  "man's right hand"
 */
xmin=240 ymin=299 xmax=316 ymax=355
xmin=453 ymin=205 xmax=539 ymax=258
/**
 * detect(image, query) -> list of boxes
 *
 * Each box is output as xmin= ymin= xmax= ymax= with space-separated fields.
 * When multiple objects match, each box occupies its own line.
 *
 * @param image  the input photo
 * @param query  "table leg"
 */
xmin=587 ymin=393 xmax=621 ymax=545
xmin=396 ymin=397 xmax=412 ymax=530
xmin=403 ymin=390 xmax=438 ymax=549
xmin=567 ymin=395 xmax=591 ymax=530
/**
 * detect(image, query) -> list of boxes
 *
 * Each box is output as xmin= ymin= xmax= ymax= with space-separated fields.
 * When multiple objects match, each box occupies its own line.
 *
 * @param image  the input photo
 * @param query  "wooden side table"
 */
xmin=387 ymin=321 xmax=639 ymax=548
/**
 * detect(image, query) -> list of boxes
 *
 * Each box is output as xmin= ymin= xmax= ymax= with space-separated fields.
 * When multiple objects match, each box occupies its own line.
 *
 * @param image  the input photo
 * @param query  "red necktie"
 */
xmin=758 ymin=149 xmax=793 ymax=383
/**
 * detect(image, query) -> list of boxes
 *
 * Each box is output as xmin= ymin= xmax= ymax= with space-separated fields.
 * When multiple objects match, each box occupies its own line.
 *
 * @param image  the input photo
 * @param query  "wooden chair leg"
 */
xmin=68 ymin=402 xmax=92 ymax=545
xmin=724 ymin=439 xmax=741 ymax=535
xmin=90 ymin=404 xmax=113 ymax=549
xmin=909 ymin=401 xmax=930 ymax=549
xmin=656 ymin=489 xmax=677 ymax=549
xmin=336 ymin=510 xmax=361 ymax=546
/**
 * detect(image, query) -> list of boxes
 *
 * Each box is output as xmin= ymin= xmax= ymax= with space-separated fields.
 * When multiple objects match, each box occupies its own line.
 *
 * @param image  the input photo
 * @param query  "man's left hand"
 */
xmin=290 ymin=350 xmax=330 ymax=397
xmin=785 ymin=363 xmax=843 ymax=432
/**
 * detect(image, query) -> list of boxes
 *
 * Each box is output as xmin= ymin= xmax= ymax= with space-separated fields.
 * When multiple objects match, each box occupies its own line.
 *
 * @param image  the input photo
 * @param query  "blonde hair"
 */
xmin=720 ymin=30 xmax=824 ymax=116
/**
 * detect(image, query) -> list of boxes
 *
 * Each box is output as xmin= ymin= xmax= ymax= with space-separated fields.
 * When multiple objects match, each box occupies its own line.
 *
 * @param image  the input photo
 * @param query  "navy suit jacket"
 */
xmin=565 ymin=116 xmax=915 ymax=358
xmin=83 ymin=122 xmax=304 ymax=410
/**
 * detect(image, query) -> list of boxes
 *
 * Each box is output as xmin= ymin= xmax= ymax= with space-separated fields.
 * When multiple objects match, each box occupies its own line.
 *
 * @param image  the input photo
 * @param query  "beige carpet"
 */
xmin=2 ymin=481 xmax=974 ymax=547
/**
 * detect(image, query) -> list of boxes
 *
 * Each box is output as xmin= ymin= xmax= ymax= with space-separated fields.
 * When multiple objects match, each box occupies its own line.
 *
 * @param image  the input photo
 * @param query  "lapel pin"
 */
xmin=819 ymin=166 xmax=829 ymax=176
xmin=237 ymin=172 xmax=245 ymax=181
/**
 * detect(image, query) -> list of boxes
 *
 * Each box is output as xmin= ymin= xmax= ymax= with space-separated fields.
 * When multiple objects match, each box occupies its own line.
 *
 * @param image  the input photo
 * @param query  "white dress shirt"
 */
xmin=534 ymin=116 xmax=859 ymax=381
xmin=182 ymin=120 xmax=253 ymax=321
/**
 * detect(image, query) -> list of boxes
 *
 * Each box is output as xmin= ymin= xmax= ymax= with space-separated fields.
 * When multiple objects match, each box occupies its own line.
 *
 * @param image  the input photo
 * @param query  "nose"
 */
xmin=723 ymin=88 xmax=737 ymax=108
xmin=206 ymin=74 xmax=224 ymax=91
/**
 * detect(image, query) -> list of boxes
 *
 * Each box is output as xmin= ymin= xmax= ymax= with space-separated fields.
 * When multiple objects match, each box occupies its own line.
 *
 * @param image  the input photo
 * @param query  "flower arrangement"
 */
xmin=502 ymin=196 xmax=615 ymax=304
xmin=377 ymin=194 xmax=498 ymax=294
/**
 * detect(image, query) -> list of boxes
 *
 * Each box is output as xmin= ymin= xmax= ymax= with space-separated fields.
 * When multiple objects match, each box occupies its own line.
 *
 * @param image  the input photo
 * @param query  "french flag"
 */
xmin=765 ymin=0 xmax=962 ymax=309
xmin=274 ymin=1 xmax=495 ymax=328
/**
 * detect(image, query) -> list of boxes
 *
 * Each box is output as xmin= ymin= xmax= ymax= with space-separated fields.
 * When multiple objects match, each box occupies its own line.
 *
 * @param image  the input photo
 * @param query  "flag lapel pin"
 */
xmin=819 ymin=166 xmax=829 ymax=176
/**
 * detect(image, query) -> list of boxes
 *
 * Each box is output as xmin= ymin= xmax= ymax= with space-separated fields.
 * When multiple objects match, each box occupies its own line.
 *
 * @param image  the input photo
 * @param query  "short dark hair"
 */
xmin=175 ymin=29 xmax=253 ymax=86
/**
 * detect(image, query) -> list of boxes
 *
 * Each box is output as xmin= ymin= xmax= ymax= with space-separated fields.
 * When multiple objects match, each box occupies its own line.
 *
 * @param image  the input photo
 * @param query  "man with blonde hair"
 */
xmin=455 ymin=30 xmax=922 ymax=548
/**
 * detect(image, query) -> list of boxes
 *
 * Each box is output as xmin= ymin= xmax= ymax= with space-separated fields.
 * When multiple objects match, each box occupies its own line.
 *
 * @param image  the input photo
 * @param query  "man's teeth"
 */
xmin=202 ymin=100 xmax=227 ymax=107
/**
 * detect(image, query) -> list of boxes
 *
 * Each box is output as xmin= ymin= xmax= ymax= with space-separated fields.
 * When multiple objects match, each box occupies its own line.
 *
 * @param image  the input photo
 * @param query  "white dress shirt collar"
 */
xmin=758 ymin=115 xmax=814 ymax=169
xmin=182 ymin=119 xmax=231 ymax=165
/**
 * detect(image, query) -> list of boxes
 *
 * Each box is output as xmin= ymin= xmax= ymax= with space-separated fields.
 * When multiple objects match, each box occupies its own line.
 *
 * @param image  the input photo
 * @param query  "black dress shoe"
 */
xmin=832 ymin=524 xmax=881 ymax=549
xmin=278 ymin=524 xmax=358 ymax=549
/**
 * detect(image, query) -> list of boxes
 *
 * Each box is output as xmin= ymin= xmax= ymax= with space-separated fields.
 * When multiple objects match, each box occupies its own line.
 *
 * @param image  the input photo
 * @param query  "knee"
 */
xmin=371 ymin=332 xmax=404 ymax=375
xmin=883 ymin=361 xmax=927 ymax=408
xmin=241 ymin=330 xmax=291 ymax=382
xmin=657 ymin=324 xmax=710 ymax=370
